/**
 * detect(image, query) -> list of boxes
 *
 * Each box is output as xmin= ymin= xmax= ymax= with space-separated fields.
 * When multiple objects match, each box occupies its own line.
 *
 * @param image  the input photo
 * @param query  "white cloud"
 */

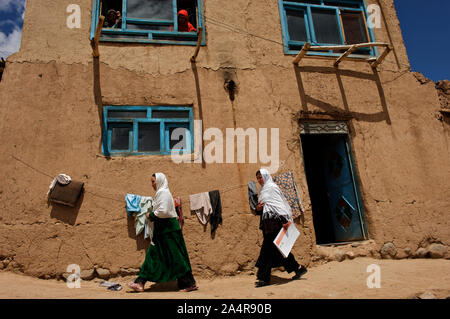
xmin=0 ymin=0 xmax=25 ymax=13
xmin=0 ymin=26 xmax=23 ymax=58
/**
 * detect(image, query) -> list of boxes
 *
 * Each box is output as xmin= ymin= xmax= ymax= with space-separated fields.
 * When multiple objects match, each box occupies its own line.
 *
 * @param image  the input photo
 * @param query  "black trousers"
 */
xmin=255 ymin=231 xmax=299 ymax=283
xmin=134 ymin=271 xmax=196 ymax=290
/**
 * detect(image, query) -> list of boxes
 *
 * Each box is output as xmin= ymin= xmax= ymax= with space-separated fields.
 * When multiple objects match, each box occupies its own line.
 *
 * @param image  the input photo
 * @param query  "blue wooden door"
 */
xmin=321 ymin=135 xmax=365 ymax=242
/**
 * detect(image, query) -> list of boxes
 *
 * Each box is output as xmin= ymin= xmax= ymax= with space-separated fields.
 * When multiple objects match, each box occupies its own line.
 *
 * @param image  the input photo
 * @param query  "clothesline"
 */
xmin=9 ymin=154 xmax=265 ymax=205
xmin=10 ymin=154 xmax=304 ymax=221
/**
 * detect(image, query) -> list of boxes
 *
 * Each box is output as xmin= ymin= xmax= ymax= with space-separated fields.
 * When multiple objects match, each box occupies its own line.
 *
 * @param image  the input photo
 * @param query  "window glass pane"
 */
xmin=126 ymin=24 xmax=171 ymax=31
xmin=287 ymin=0 xmax=320 ymax=4
xmin=168 ymin=126 xmax=189 ymax=149
xmin=108 ymin=110 xmax=147 ymax=118
xmin=341 ymin=11 xmax=368 ymax=44
xmin=127 ymin=0 xmax=174 ymax=20
xmin=286 ymin=10 xmax=308 ymax=42
xmin=101 ymin=33 xmax=149 ymax=40
xmin=152 ymin=110 xmax=190 ymax=118
xmin=323 ymin=1 xmax=361 ymax=9
xmin=111 ymin=125 xmax=132 ymax=150
xmin=138 ymin=123 xmax=161 ymax=152
xmin=311 ymin=8 xmax=342 ymax=44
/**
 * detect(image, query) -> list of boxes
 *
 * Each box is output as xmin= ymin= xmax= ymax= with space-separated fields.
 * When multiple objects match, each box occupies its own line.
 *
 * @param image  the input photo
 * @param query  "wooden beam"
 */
xmin=190 ymin=27 xmax=203 ymax=62
xmin=293 ymin=42 xmax=311 ymax=65
xmin=370 ymin=45 xmax=393 ymax=69
xmin=292 ymin=42 xmax=390 ymax=66
xmin=307 ymin=42 xmax=389 ymax=51
xmin=334 ymin=44 xmax=356 ymax=67
xmin=91 ymin=15 xmax=105 ymax=58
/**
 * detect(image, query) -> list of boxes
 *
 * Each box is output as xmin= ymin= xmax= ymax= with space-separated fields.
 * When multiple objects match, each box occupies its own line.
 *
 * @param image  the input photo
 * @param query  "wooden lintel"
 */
xmin=91 ymin=15 xmax=105 ymax=58
xmin=440 ymin=108 xmax=450 ymax=115
xmin=296 ymin=112 xmax=353 ymax=121
xmin=190 ymin=27 xmax=203 ymax=63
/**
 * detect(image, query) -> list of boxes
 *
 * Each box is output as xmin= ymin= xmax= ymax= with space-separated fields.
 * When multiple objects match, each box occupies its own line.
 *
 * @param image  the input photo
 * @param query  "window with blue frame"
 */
xmin=91 ymin=0 xmax=204 ymax=45
xmin=278 ymin=0 xmax=375 ymax=56
xmin=103 ymin=106 xmax=194 ymax=156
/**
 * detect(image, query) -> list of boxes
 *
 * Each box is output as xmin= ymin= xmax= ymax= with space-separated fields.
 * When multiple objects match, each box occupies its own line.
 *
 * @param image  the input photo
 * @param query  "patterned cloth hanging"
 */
xmin=272 ymin=171 xmax=304 ymax=219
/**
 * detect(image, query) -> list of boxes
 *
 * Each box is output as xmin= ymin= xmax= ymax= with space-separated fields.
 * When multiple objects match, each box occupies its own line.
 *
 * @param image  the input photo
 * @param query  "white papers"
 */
xmin=273 ymin=222 xmax=300 ymax=258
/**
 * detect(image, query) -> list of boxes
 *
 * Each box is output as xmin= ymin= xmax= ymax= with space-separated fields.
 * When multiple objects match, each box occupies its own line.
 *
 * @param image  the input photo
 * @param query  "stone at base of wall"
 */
xmin=311 ymin=240 xmax=450 ymax=264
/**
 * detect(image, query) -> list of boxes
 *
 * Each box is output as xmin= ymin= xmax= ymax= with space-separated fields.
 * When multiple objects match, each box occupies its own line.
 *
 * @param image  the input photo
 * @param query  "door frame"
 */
xmin=299 ymin=120 xmax=369 ymax=243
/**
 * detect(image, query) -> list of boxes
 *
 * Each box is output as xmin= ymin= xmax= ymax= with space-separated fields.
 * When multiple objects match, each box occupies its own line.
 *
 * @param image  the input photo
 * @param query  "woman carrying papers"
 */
xmin=254 ymin=169 xmax=308 ymax=287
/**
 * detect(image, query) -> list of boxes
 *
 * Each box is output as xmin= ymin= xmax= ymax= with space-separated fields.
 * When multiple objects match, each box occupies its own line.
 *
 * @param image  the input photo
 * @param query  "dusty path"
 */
xmin=1 ymin=258 xmax=449 ymax=299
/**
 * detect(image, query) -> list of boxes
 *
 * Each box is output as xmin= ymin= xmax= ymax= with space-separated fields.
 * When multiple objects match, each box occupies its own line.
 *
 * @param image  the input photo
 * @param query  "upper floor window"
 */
xmin=278 ymin=0 xmax=375 ymax=56
xmin=103 ymin=106 xmax=193 ymax=156
xmin=90 ymin=0 xmax=204 ymax=45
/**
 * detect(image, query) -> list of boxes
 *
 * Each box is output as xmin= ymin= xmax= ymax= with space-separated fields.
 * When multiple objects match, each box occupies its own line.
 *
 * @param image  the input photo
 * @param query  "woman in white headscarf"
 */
xmin=254 ymin=169 xmax=307 ymax=287
xmin=128 ymin=173 xmax=198 ymax=292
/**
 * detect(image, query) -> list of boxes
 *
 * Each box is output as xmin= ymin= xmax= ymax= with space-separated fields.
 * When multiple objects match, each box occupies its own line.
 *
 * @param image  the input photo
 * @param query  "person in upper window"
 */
xmin=104 ymin=9 xmax=122 ymax=28
xmin=176 ymin=9 xmax=196 ymax=32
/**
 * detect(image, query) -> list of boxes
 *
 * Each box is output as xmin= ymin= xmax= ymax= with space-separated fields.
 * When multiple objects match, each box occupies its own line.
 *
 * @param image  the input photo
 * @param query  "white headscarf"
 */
xmin=153 ymin=173 xmax=178 ymax=219
xmin=258 ymin=168 xmax=293 ymax=222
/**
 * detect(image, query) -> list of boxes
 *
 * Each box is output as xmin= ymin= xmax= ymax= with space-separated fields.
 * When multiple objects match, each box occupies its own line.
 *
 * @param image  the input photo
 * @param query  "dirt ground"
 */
xmin=1 ymin=258 xmax=449 ymax=299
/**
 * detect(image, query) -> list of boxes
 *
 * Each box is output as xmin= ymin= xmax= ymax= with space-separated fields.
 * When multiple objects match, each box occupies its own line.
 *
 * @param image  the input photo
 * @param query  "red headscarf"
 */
xmin=177 ymin=9 xmax=196 ymax=32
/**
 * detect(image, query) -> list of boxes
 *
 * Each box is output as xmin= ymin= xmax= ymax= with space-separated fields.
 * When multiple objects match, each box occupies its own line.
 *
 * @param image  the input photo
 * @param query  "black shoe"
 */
xmin=292 ymin=266 xmax=307 ymax=280
xmin=255 ymin=280 xmax=270 ymax=288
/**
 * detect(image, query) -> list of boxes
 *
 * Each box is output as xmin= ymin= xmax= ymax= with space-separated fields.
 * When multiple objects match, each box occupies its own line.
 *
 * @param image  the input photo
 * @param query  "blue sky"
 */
xmin=394 ymin=0 xmax=450 ymax=81
xmin=0 ymin=0 xmax=26 ymax=59
xmin=0 ymin=0 xmax=448 ymax=81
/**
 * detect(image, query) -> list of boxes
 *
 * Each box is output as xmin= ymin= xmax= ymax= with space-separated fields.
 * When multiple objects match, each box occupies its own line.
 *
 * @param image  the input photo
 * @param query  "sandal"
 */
xmin=255 ymin=280 xmax=270 ymax=288
xmin=179 ymin=285 xmax=198 ymax=292
xmin=127 ymin=282 xmax=144 ymax=292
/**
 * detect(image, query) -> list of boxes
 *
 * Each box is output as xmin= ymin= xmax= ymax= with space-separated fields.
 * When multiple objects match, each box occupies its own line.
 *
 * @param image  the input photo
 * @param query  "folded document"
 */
xmin=273 ymin=222 xmax=300 ymax=258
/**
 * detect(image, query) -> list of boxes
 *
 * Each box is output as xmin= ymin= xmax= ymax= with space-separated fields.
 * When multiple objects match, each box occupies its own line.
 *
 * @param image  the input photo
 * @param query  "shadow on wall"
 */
xmin=93 ymin=55 xmax=111 ymax=159
xmin=191 ymin=59 xmax=206 ymax=168
xmin=49 ymin=191 xmax=84 ymax=225
xmin=293 ymin=64 xmax=392 ymax=128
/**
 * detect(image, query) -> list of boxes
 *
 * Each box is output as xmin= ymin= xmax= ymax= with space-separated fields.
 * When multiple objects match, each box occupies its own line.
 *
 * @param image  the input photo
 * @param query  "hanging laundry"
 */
xmin=47 ymin=174 xmax=71 ymax=196
xmin=48 ymin=174 xmax=84 ymax=208
xmin=174 ymin=196 xmax=184 ymax=231
xmin=189 ymin=192 xmax=212 ymax=227
xmin=124 ymin=194 xmax=154 ymax=244
xmin=125 ymin=194 xmax=142 ymax=217
xmin=248 ymin=181 xmax=259 ymax=213
xmin=208 ymin=190 xmax=222 ymax=238
xmin=139 ymin=196 xmax=154 ymax=244
xmin=272 ymin=171 xmax=304 ymax=219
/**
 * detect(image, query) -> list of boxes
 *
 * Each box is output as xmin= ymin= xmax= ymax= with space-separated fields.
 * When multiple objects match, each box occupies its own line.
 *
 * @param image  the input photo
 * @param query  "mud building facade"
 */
xmin=0 ymin=0 xmax=449 ymax=279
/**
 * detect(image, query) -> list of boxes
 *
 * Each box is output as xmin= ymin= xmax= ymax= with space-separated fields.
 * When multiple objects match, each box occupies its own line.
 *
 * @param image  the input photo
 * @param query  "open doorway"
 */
xmin=300 ymin=125 xmax=368 ymax=245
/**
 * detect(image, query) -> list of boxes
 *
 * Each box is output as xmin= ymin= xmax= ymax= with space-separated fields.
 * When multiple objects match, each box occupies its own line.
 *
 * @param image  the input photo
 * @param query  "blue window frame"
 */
xmin=278 ymin=0 xmax=377 ymax=57
xmin=103 ymin=106 xmax=194 ymax=156
xmin=90 ymin=0 xmax=205 ymax=46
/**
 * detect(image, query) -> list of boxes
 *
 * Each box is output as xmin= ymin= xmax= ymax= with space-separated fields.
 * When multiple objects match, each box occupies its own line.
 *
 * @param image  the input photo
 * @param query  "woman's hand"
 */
xmin=282 ymin=221 xmax=292 ymax=230
xmin=256 ymin=202 xmax=264 ymax=211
